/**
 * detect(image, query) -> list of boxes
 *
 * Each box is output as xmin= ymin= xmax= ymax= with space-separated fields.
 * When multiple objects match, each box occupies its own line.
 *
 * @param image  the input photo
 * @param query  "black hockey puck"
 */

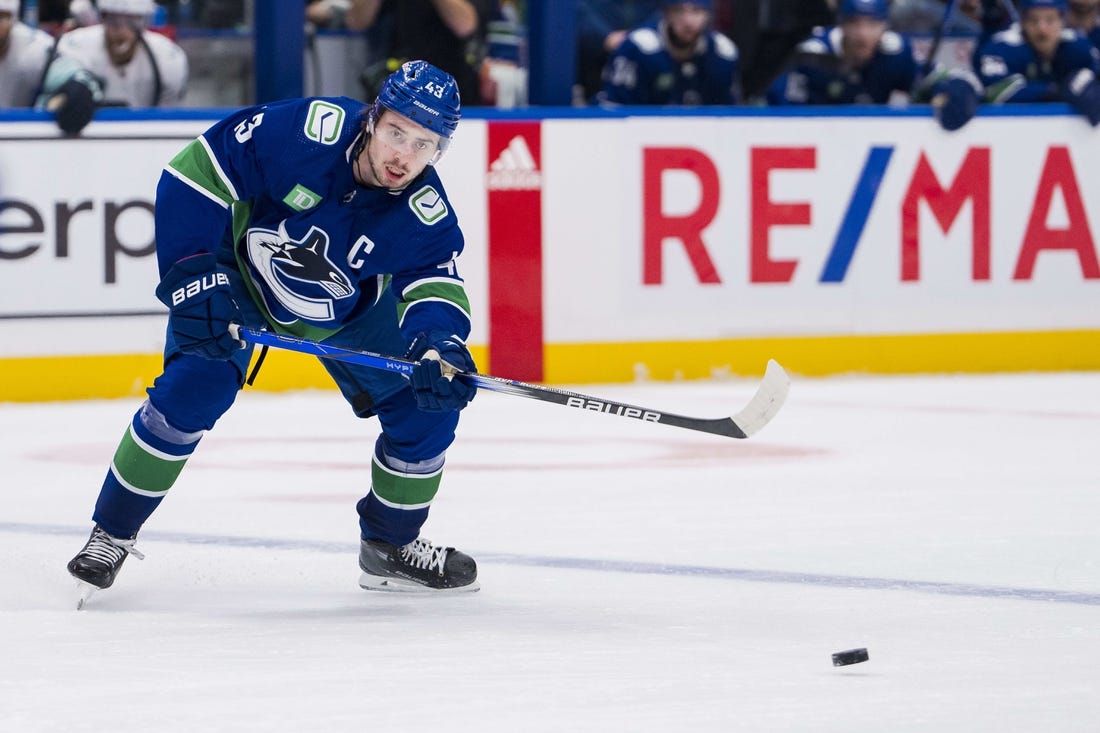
xmin=832 ymin=648 xmax=869 ymax=667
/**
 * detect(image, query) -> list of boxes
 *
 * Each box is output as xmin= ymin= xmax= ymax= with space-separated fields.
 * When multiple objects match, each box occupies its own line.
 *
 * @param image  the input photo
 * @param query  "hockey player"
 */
xmin=974 ymin=0 xmax=1100 ymax=125
xmin=766 ymin=0 xmax=918 ymax=106
xmin=57 ymin=0 xmax=187 ymax=107
xmin=66 ymin=61 xmax=480 ymax=604
xmin=1067 ymin=0 xmax=1100 ymax=49
xmin=597 ymin=0 xmax=740 ymax=105
xmin=0 ymin=0 xmax=103 ymax=134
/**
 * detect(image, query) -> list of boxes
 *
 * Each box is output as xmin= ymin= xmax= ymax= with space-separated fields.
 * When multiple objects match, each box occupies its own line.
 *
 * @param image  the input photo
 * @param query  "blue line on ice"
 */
xmin=12 ymin=521 xmax=1099 ymax=607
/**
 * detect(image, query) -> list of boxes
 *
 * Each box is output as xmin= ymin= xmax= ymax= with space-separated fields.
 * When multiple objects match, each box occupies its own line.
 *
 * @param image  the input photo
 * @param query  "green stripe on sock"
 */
xmin=371 ymin=456 xmax=441 ymax=508
xmin=112 ymin=427 xmax=190 ymax=494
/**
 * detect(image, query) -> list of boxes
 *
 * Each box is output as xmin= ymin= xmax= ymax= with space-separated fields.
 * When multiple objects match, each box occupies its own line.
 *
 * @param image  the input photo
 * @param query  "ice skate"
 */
xmin=358 ymin=537 xmax=479 ymax=593
xmin=67 ymin=525 xmax=144 ymax=609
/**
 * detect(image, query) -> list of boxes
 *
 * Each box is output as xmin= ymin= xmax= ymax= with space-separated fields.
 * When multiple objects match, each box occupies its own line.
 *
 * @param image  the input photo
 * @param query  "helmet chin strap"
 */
xmin=352 ymin=130 xmax=369 ymax=187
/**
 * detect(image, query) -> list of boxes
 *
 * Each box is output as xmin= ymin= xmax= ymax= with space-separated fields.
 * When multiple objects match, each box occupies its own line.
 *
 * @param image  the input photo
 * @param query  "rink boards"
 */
xmin=0 ymin=106 xmax=1097 ymax=400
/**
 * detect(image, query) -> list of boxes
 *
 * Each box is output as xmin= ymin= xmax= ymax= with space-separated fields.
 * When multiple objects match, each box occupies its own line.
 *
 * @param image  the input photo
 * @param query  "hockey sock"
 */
xmin=357 ymin=444 xmax=444 ymax=546
xmin=92 ymin=400 xmax=204 ymax=538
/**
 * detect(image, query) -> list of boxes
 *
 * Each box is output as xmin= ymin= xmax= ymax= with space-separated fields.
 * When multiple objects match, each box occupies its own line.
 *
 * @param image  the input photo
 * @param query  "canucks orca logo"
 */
xmin=245 ymin=223 xmax=354 ymax=322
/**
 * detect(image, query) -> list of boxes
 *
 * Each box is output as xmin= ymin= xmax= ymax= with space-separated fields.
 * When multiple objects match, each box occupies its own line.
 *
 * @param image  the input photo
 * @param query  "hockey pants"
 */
xmin=89 ymin=302 xmax=461 ymax=546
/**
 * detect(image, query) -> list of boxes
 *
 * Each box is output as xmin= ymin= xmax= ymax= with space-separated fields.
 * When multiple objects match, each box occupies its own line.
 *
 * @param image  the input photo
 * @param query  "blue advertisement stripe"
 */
xmin=820 ymin=146 xmax=895 ymax=283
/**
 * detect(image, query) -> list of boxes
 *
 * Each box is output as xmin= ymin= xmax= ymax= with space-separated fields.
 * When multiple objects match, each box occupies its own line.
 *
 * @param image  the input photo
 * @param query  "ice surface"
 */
xmin=1 ymin=371 xmax=1098 ymax=731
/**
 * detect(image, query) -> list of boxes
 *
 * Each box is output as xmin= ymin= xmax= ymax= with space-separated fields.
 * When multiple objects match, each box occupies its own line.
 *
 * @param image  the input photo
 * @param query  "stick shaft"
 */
xmin=232 ymin=326 xmax=788 ymax=439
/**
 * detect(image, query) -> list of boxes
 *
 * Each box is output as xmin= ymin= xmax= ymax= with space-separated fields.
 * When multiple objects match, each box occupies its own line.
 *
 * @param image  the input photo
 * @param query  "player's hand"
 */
xmin=931 ymin=72 xmax=981 ymax=132
xmin=1064 ymin=68 xmax=1100 ymax=127
xmin=155 ymin=253 xmax=245 ymax=360
xmin=47 ymin=70 xmax=100 ymax=136
xmin=407 ymin=331 xmax=477 ymax=412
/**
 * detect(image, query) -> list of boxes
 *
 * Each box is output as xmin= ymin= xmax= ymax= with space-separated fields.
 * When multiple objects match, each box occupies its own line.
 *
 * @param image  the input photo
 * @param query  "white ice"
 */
xmin=1 ymin=370 xmax=1098 ymax=732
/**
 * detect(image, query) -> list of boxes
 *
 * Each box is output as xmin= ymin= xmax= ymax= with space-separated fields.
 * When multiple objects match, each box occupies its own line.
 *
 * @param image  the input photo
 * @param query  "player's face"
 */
xmin=841 ymin=16 xmax=887 ymax=66
xmin=102 ymin=12 xmax=145 ymax=65
xmin=1023 ymin=8 xmax=1066 ymax=59
xmin=1067 ymin=0 xmax=1099 ymax=30
xmin=358 ymin=109 xmax=442 ymax=190
xmin=664 ymin=3 xmax=710 ymax=48
xmin=0 ymin=12 xmax=14 ymax=54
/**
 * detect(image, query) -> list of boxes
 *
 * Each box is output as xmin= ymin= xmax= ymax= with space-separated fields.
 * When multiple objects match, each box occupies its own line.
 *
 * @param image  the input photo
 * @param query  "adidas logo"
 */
xmin=486 ymin=135 xmax=542 ymax=191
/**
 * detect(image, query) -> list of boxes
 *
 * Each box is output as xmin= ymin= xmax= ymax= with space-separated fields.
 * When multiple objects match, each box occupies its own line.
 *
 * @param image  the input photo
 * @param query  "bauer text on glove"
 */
xmin=155 ymin=253 xmax=245 ymax=360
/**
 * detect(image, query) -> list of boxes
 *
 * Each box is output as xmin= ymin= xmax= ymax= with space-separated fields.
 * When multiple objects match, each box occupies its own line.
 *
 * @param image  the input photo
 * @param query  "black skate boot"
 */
xmin=358 ymin=537 xmax=479 ymax=593
xmin=67 ymin=525 xmax=144 ymax=609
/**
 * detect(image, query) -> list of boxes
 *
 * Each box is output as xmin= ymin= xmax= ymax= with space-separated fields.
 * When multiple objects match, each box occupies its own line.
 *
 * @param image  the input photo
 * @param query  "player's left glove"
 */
xmin=1064 ymin=68 xmax=1100 ymax=127
xmin=929 ymin=69 xmax=982 ymax=132
xmin=45 ymin=69 xmax=102 ymax=136
xmin=407 ymin=331 xmax=477 ymax=412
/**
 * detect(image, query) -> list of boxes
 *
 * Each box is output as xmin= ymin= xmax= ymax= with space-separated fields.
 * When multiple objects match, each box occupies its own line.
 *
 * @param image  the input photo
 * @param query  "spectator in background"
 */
xmin=576 ymin=0 xmax=661 ymax=103
xmin=345 ymin=0 xmax=494 ymax=105
xmin=727 ymin=0 xmax=835 ymax=101
xmin=307 ymin=0 xmax=351 ymax=30
xmin=889 ymin=0 xmax=982 ymax=34
xmin=767 ymin=0 xmax=918 ymax=105
xmin=974 ymin=0 xmax=1100 ymax=124
xmin=598 ymin=0 xmax=740 ymax=105
xmin=58 ymin=0 xmax=188 ymax=107
xmin=0 ymin=0 xmax=103 ymax=134
xmin=1067 ymin=0 xmax=1100 ymax=47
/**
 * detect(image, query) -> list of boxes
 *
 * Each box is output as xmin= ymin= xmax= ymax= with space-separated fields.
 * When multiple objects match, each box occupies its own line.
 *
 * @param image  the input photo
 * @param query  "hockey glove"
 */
xmin=155 ymin=253 xmax=245 ymax=360
xmin=46 ymin=70 xmax=101 ymax=136
xmin=1064 ymin=69 xmax=1100 ymax=127
xmin=407 ymin=331 xmax=477 ymax=412
xmin=930 ymin=71 xmax=982 ymax=132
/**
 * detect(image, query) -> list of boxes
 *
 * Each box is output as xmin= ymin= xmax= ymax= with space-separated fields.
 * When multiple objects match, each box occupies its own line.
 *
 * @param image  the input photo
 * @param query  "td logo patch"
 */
xmin=409 ymin=185 xmax=448 ymax=225
xmin=284 ymin=184 xmax=322 ymax=211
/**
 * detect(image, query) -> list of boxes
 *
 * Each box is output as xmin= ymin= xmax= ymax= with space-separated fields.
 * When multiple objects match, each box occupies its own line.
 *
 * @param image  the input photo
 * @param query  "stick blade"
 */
xmin=731 ymin=359 xmax=790 ymax=437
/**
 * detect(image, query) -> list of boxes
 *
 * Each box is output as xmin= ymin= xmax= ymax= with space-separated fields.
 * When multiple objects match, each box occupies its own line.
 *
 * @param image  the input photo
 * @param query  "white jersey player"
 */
xmin=0 ymin=0 xmax=55 ymax=107
xmin=57 ymin=0 xmax=188 ymax=107
xmin=0 ymin=0 xmax=103 ymax=134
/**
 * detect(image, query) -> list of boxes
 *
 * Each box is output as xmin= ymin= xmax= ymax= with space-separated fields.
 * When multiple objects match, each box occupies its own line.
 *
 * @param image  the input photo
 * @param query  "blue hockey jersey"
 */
xmin=767 ymin=26 xmax=918 ymax=105
xmin=155 ymin=97 xmax=471 ymax=346
xmin=974 ymin=25 xmax=1100 ymax=102
xmin=598 ymin=21 xmax=740 ymax=105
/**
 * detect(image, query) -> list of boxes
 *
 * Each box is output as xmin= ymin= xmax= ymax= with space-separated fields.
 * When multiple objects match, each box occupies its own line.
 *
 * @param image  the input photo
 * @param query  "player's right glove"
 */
xmin=46 ymin=69 xmax=101 ymax=136
xmin=406 ymin=331 xmax=477 ymax=412
xmin=155 ymin=253 xmax=245 ymax=360
xmin=928 ymin=69 xmax=982 ymax=132
xmin=1064 ymin=68 xmax=1100 ymax=127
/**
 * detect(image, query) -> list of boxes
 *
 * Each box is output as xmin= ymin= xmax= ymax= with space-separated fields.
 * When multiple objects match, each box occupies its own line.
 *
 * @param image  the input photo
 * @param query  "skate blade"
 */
xmin=358 ymin=572 xmax=480 ymax=594
xmin=74 ymin=580 xmax=100 ymax=610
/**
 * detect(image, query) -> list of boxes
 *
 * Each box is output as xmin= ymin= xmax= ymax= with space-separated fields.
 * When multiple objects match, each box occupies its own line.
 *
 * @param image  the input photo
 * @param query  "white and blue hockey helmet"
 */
xmin=96 ymin=0 xmax=156 ymax=15
xmin=0 ymin=0 xmax=21 ymax=14
xmin=369 ymin=60 xmax=461 ymax=162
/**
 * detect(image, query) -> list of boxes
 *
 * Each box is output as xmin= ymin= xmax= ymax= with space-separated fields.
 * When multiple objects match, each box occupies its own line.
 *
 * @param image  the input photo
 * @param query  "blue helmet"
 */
xmin=1018 ymin=0 xmax=1067 ymax=12
xmin=661 ymin=0 xmax=713 ymax=9
xmin=838 ymin=0 xmax=888 ymax=21
xmin=371 ymin=60 xmax=461 ymax=143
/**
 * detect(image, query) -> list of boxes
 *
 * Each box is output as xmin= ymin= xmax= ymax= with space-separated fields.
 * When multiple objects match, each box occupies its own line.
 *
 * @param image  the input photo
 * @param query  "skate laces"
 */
xmin=84 ymin=527 xmax=146 ymax=564
xmin=399 ymin=538 xmax=448 ymax=575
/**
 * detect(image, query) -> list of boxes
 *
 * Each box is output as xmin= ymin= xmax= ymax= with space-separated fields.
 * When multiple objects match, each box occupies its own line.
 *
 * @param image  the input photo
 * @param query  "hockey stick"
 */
xmin=230 ymin=325 xmax=790 ymax=439
xmin=922 ymin=0 xmax=960 ymax=77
